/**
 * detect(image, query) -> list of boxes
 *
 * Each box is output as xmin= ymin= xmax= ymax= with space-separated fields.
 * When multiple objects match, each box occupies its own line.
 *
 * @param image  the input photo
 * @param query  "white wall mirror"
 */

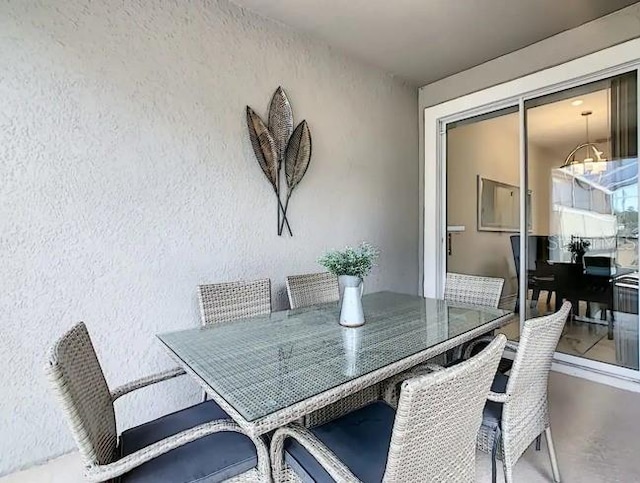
xmin=477 ymin=176 xmax=532 ymax=232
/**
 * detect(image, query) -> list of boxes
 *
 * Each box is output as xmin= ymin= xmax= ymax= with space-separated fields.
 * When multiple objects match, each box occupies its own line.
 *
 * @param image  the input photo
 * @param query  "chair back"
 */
xmin=383 ymin=334 xmax=507 ymax=482
xmin=286 ymin=272 xmax=339 ymax=309
xmin=511 ymin=235 xmax=554 ymax=275
xmin=197 ymin=278 xmax=271 ymax=326
xmin=45 ymin=322 xmax=117 ymax=467
xmin=510 ymin=235 xmax=521 ymax=279
xmin=445 ymin=272 xmax=504 ymax=308
xmin=584 ymin=256 xmax=613 ymax=276
xmin=503 ymin=301 xmax=571 ymax=439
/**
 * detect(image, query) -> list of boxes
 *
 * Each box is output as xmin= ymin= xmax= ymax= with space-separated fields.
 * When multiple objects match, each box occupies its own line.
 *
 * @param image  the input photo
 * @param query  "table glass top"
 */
xmin=158 ymin=291 xmax=510 ymax=422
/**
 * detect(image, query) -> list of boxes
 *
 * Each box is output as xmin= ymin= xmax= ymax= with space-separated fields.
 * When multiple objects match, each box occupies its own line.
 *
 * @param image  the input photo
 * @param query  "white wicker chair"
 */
xmin=45 ymin=322 xmax=270 ymax=482
xmin=197 ymin=278 xmax=272 ymax=403
xmin=464 ymin=301 xmax=571 ymax=483
xmin=445 ymin=272 xmax=504 ymax=308
xmin=285 ymin=272 xmax=380 ymax=428
xmin=270 ymin=335 xmax=507 ymax=482
xmin=444 ymin=272 xmax=505 ymax=363
xmin=197 ymin=278 xmax=271 ymax=326
xmin=382 ymin=272 xmax=505 ymax=397
xmin=286 ymin=272 xmax=339 ymax=309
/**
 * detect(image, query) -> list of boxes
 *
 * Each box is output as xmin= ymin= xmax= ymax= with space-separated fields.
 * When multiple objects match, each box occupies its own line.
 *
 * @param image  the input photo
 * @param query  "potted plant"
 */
xmin=566 ymin=235 xmax=590 ymax=265
xmin=318 ymin=242 xmax=379 ymax=327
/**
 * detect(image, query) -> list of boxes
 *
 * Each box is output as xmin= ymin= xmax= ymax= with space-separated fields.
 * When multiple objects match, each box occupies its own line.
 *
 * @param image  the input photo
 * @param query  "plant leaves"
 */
xmin=285 ymin=120 xmax=312 ymax=193
xmin=246 ymin=106 xmax=278 ymax=190
xmin=268 ymin=86 xmax=293 ymax=164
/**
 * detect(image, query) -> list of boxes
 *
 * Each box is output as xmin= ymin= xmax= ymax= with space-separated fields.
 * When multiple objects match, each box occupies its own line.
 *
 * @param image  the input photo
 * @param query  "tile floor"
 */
xmin=3 ymin=372 xmax=640 ymax=482
xmin=498 ymin=295 xmax=639 ymax=371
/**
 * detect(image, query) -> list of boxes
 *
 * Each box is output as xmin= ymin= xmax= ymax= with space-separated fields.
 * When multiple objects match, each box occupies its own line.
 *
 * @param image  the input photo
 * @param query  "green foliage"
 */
xmin=566 ymin=235 xmax=590 ymax=257
xmin=318 ymin=242 xmax=379 ymax=279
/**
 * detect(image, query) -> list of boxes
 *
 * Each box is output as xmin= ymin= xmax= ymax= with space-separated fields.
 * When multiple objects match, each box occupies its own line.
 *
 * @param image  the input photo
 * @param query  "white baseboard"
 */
xmin=551 ymin=360 xmax=640 ymax=393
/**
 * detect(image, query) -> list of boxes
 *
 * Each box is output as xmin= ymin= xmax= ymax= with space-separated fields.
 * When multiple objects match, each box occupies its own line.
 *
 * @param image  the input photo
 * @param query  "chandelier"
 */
xmin=561 ymin=110 xmax=607 ymax=175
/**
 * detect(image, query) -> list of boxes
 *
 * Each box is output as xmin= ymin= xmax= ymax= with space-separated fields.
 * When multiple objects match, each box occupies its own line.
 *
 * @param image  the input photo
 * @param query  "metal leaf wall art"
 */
xmin=246 ymin=87 xmax=312 ymax=236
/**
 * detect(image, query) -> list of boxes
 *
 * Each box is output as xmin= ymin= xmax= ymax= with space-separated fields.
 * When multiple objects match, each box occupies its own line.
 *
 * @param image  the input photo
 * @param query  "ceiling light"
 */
xmin=562 ymin=110 xmax=608 ymax=174
xmin=571 ymin=99 xmax=584 ymax=106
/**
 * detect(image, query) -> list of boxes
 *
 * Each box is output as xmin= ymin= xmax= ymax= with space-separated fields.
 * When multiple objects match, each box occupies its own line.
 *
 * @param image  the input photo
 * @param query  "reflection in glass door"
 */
xmin=445 ymin=107 xmax=521 ymax=341
xmin=524 ymin=72 xmax=639 ymax=370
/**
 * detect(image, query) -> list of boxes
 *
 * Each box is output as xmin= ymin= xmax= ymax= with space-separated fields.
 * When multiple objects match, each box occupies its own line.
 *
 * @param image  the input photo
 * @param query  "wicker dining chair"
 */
xmin=463 ymin=301 xmax=571 ymax=483
xmin=285 ymin=272 xmax=382 ymax=428
xmin=286 ymin=272 xmax=339 ymax=309
xmin=270 ymin=335 xmax=507 ymax=483
xmin=197 ymin=278 xmax=272 ymax=402
xmin=45 ymin=322 xmax=270 ymax=482
xmin=445 ymin=272 xmax=505 ymax=308
xmin=197 ymin=278 xmax=271 ymax=326
xmin=382 ymin=272 xmax=505 ymax=393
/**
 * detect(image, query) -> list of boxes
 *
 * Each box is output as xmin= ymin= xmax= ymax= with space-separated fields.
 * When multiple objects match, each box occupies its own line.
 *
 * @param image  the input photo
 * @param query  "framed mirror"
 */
xmin=477 ymin=176 xmax=532 ymax=232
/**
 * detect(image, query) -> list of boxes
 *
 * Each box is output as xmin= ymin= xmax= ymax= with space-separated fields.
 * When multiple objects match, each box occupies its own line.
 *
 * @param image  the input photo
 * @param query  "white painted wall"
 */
xmin=418 ymin=4 xmax=640 ymax=288
xmin=0 ymin=0 xmax=418 ymax=475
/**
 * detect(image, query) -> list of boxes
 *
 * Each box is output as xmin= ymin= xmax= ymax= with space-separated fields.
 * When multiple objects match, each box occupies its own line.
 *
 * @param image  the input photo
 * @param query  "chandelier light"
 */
xmin=562 ymin=110 xmax=607 ymax=175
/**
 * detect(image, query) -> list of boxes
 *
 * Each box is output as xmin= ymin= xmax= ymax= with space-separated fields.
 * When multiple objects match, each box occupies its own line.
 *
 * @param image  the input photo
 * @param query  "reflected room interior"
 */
xmin=447 ymin=72 xmax=639 ymax=370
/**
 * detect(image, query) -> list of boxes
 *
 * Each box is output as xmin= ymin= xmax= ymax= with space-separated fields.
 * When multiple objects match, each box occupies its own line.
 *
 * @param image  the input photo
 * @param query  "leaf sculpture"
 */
xmin=268 ymin=87 xmax=294 ymax=163
xmin=246 ymin=106 xmax=293 ymax=235
xmin=279 ymin=120 xmax=312 ymax=235
xmin=267 ymin=87 xmax=293 ymax=234
xmin=246 ymin=106 xmax=278 ymax=190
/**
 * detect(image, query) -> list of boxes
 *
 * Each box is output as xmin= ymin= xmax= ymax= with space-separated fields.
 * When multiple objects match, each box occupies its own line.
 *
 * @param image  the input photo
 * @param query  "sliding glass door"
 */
xmin=439 ymin=68 xmax=639 ymax=376
xmin=427 ymin=40 xmax=640 ymax=381
xmin=523 ymin=72 xmax=639 ymax=371
xmin=445 ymin=107 xmax=521 ymax=342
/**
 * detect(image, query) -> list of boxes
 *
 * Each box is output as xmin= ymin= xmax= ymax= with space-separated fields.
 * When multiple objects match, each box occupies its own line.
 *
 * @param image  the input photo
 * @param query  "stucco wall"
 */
xmin=0 ymin=0 xmax=418 ymax=474
xmin=418 ymin=4 xmax=640 ymax=289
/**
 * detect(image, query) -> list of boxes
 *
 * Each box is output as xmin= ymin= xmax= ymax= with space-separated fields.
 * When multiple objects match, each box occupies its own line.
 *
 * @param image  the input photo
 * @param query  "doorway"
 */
xmin=426 ymin=40 xmax=640 ymax=382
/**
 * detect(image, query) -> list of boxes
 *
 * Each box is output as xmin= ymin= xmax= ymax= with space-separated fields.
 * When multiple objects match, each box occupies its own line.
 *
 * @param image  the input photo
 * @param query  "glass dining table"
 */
xmin=158 ymin=291 xmax=512 ymax=437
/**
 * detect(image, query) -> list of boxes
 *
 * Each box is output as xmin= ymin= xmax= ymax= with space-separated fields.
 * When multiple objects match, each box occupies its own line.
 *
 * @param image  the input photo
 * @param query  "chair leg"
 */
xmin=545 ymin=427 xmax=561 ymax=482
xmin=546 ymin=291 xmax=552 ymax=305
xmin=202 ymin=391 xmax=208 ymax=403
xmin=491 ymin=428 xmax=501 ymax=483
xmin=535 ymin=434 xmax=541 ymax=451
xmin=530 ymin=288 xmax=540 ymax=308
xmin=503 ymin=461 xmax=513 ymax=483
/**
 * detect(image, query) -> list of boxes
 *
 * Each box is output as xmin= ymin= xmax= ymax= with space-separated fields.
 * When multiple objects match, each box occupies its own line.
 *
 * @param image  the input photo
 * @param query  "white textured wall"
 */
xmin=0 ymin=0 xmax=418 ymax=474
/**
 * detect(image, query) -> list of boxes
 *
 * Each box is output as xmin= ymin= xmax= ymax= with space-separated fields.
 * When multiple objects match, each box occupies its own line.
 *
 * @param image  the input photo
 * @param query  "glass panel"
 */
xmin=158 ymin=292 xmax=509 ymax=421
xmin=525 ymin=71 xmax=639 ymax=370
xmin=446 ymin=107 xmax=520 ymax=341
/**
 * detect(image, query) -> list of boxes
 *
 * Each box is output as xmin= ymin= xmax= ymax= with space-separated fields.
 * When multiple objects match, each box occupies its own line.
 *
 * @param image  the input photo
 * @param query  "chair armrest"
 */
xmin=111 ymin=367 xmax=186 ymax=401
xmin=487 ymin=391 xmax=509 ymax=403
xmin=504 ymin=340 xmax=519 ymax=352
xmin=463 ymin=336 xmax=519 ymax=360
xmin=84 ymin=419 xmax=270 ymax=482
xmin=382 ymin=365 xmax=443 ymax=407
xmin=423 ymin=363 xmax=445 ymax=372
xmin=270 ymin=424 xmax=359 ymax=483
xmin=462 ymin=336 xmax=495 ymax=360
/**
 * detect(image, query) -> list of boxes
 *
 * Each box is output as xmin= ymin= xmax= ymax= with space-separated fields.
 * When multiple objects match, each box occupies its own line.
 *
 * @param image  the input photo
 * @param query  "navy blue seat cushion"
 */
xmin=119 ymin=400 xmax=257 ymax=483
xmin=284 ymin=401 xmax=396 ymax=483
xmin=482 ymin=372 xmax=509 ymax=430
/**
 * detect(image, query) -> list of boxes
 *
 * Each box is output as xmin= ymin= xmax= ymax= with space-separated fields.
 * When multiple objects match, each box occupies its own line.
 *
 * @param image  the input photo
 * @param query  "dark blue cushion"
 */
xmin=285 ymin=401 xmax=395 ymax=483
xmin=119 ymin=400 xmax=257 ymax=483
xmin=482 ymin=372 xmax=509 ymax=430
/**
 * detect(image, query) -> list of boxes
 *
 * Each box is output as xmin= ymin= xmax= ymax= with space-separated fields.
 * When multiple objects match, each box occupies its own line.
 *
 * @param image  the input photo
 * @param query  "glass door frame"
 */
xmin=425 ymin=39 xmax=640 ymax=382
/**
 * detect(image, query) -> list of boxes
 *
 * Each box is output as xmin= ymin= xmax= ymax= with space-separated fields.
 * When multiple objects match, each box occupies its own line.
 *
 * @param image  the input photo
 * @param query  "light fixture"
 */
xmin=562 ymin=110 xmax=607 ymax=174
xmin=571 ymin=99 xmax=584 ymax=106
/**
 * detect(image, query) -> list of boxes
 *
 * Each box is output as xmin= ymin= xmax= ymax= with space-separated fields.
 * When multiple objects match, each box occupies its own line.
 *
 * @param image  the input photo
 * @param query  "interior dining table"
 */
xmin=157 ymin=291 xmax=513 ymax=438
